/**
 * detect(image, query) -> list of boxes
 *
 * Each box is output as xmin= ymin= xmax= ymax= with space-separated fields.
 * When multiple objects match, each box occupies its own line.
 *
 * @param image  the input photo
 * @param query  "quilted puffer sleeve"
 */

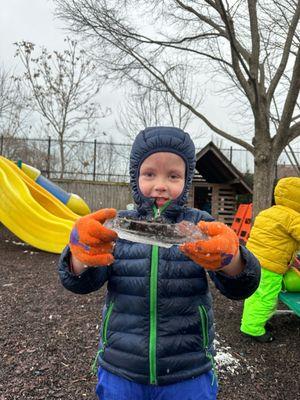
xmin=208 ymin=246 xmax=261 ymax=300
xmin=58 ymin=245 xmax=109 ymax=294
xmin=288 ymin=214 xmax=300 ymax=243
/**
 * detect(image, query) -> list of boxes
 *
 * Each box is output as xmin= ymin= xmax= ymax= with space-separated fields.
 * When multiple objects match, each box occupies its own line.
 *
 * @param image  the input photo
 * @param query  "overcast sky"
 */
xmin=0 ymin=0 xmax=255 ymax=148
xmin=1 ymin=0 xmax=66 ymax=66
xmin=1 ymin=0 xmax=299 ymax=157
xmin=0 ymin=0 xmax=241 ymax=146
xmin=0 ymin=0 xmax=127 ymax=141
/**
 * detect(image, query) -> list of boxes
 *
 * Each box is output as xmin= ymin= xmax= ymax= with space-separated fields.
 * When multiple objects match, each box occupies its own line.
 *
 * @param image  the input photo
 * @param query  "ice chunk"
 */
xmin=104 ymin=217 xmax=209 ymax=248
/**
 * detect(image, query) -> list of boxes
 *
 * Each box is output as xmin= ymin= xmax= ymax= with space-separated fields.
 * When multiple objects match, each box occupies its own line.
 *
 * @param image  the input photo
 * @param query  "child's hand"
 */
xmin=69 ymin=208 xmax=118 ymax=266
xmin=179 ymin=221 xmax=239 ymax=271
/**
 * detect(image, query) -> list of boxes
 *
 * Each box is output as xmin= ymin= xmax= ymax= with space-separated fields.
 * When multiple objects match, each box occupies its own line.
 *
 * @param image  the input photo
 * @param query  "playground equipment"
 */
xmin=0 ymin=156 xmax=89 ymax=253
xmin=18 ymin=161 xmax=90 ymax=216
xmin=231 ymin=203 xmax=252 ymax=245
xmin=279 ymin=257 xmax=300 ymax=317
xmin=278 ymin=292 xmax=300 ymax=317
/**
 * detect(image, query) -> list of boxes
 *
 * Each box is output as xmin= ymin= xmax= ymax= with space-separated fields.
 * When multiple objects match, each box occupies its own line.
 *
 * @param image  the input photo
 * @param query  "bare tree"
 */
xmin=117 ymin=66 xmax=203 ymax=141
xmin=0 ymin=66 xmax=30 ymax=139
xmin=55 ymin=0 xmax=300 ymax=214
xmin=0 ymin=67 xmax=14 ymax=122
xmin=15 ymin=38 xmax=106 ymax=177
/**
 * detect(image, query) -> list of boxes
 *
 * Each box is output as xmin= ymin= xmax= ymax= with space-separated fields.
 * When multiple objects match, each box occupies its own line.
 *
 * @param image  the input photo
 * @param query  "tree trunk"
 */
xmin=252 ymin=154 xmax=277 ymax=218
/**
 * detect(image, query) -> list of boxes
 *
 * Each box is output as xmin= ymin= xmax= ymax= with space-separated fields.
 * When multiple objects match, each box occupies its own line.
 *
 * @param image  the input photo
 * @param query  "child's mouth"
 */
xmin=155 ymin=197 xmax=169 ymax=207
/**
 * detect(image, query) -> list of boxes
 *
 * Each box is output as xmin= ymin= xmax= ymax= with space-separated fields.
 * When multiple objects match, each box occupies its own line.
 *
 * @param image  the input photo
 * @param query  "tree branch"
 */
xmin=267 ymin=2 xmax=300 ymax=105
xmin=276 ymin=44 xmax=300 ymax=142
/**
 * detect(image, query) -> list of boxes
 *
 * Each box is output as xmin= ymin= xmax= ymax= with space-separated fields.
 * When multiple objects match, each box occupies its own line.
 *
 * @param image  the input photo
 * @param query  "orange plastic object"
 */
xmin=231 ymin=204 xmax=249 ymax=235
xmin=238 ymin=203 xmax=253 ymax=245
xmin=231 ymin=203 xmax=253 ymax=245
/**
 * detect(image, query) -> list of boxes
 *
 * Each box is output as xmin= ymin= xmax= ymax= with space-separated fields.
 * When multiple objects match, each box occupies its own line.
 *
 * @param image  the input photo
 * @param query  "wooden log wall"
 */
xmin=191 ymin=182 xmax=237 ymax=225
xmin=53 ymin=179 xmax=133 ymax=212
xmin=212 ymin=184 xmax=237 ymax=225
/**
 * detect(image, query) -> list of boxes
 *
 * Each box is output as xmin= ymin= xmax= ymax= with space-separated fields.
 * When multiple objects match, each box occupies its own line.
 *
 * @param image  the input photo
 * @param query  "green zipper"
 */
xmin=149 ymin=243 xmax=158 ymax=384
xmin=102 ymin=301 xmax=114 ymax=346
xmin=91 ymin=301 xmax=114 ymax=375
xmin=198 ymin=305 xmax=209 ymax=348
xmin=149 ymin=202 xmax=171 ymax=385
xmin=198 ymin=305 xmax=217 ymax=385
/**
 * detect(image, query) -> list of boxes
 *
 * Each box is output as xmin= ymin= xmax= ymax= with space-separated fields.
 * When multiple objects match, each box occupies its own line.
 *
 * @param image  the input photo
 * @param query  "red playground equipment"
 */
xmin=231 ymin=203 xmax=253 ymax=245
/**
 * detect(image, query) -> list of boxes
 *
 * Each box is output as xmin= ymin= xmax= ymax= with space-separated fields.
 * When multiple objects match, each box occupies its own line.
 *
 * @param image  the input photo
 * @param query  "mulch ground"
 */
xmin=1 ymin=224 xmax=299 ymax=400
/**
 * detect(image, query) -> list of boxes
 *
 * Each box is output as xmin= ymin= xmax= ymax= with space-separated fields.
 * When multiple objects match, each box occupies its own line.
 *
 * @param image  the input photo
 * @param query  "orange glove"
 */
xmin=180 ymin=221 xmax=239 ymax=271
xmin=69 ymin=208 xmax=118 ymax=266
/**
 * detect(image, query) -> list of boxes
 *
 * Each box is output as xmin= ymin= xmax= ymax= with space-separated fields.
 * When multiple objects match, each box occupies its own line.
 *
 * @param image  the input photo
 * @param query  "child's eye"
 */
xmin=143 ymin=172 xmax=154 ymax=178
xmin=170 ymin=174 xmax=180 ymax=180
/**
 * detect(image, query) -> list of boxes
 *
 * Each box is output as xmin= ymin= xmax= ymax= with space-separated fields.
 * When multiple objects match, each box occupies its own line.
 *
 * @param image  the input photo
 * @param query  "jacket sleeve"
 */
xmin=58 ymin=245 xmax=109 ymax=294
xmin=288 ymin=214 xmax=300 ymax=243
xmin=208 ymin=245 xmax=261 ymax=300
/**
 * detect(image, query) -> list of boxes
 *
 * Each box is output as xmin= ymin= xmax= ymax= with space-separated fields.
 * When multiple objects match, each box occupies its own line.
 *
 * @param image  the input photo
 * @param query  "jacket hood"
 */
xmin=274 ymin=177 xmax=300 ymax=212
xmin=129 ymin=127 xmax=196 ymax=213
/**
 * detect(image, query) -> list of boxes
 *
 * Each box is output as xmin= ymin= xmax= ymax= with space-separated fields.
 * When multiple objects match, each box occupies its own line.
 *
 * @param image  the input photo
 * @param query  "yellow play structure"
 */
xmin=0 ymin=156 xmax=90 ymax=254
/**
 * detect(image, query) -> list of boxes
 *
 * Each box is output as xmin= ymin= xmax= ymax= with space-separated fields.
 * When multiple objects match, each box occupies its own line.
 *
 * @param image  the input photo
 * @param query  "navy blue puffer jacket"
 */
xmin=58 ymin=127 xmax=260 ymax=385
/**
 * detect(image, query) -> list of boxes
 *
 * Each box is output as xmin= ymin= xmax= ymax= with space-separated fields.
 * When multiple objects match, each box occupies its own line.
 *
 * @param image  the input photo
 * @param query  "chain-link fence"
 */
xmin=1 ymin=135 xmax=299 ymax=181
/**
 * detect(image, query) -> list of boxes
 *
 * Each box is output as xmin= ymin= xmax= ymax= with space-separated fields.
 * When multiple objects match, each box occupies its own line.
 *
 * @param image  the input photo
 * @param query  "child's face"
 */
xmin=138 ymin=152 xmax=186 ymax=208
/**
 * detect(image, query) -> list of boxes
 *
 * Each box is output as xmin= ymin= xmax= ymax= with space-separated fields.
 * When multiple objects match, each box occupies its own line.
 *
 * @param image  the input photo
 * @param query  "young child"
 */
xmin=241 ymin=177 xmax=300 ymax=343
xmin=58 ymin=127 xmax=260 ymax=400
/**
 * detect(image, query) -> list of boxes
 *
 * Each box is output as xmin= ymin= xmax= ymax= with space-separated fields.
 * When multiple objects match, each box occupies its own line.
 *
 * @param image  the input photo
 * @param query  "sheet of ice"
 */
xmin=105 ymin=217 xmax=209 ymax=248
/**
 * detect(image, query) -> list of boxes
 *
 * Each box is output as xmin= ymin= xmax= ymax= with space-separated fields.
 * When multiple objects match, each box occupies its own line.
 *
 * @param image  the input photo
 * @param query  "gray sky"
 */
xmin=0 ymin=0 xmax=237 ymax=147
xmin=1 ymin=0 xmax=299 ymax=158
xmin=1 ymin=0 xmax=66 ymax=66
xmin=0 ymin=0 xmax=124 ymax=140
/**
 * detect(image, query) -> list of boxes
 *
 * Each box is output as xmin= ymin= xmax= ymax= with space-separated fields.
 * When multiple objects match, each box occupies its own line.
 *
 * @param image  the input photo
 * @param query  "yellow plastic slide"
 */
xmin=0 ymin=156 xmax=80 ymax=253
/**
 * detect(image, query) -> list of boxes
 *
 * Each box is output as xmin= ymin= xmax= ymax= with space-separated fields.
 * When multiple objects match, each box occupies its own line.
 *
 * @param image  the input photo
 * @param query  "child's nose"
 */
xmin=154 ymin=183 xmax=167 ymax=193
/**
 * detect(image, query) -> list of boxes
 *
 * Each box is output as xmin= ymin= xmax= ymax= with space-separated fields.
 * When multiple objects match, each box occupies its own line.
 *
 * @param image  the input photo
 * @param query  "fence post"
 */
xmin=47 ymin=136 xmax=51 ymax=178
xmin=229 ymin=146 xmax=233 ymax=162
xmin=0 ymin=135 xmax=3 ymax=155
xmin=93 ymin=139 xmax=97 ymax=181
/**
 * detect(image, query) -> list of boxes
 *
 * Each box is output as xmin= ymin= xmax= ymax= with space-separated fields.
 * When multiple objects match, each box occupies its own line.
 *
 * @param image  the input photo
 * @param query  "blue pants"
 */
xmin=96 ymin=367 xmax=218 ymax=400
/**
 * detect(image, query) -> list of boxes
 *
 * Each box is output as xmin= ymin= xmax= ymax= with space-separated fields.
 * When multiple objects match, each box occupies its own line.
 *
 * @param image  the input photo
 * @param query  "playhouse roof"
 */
xmin=195 ymin=141 xmax=252 ymax=194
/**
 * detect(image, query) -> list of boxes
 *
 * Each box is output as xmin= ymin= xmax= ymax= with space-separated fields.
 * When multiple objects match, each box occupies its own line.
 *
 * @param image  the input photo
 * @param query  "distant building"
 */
xmin=189 ymin=141 xmax=252 ymax=225
xmin=276 ymin=164 xmax=300 ymax=179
